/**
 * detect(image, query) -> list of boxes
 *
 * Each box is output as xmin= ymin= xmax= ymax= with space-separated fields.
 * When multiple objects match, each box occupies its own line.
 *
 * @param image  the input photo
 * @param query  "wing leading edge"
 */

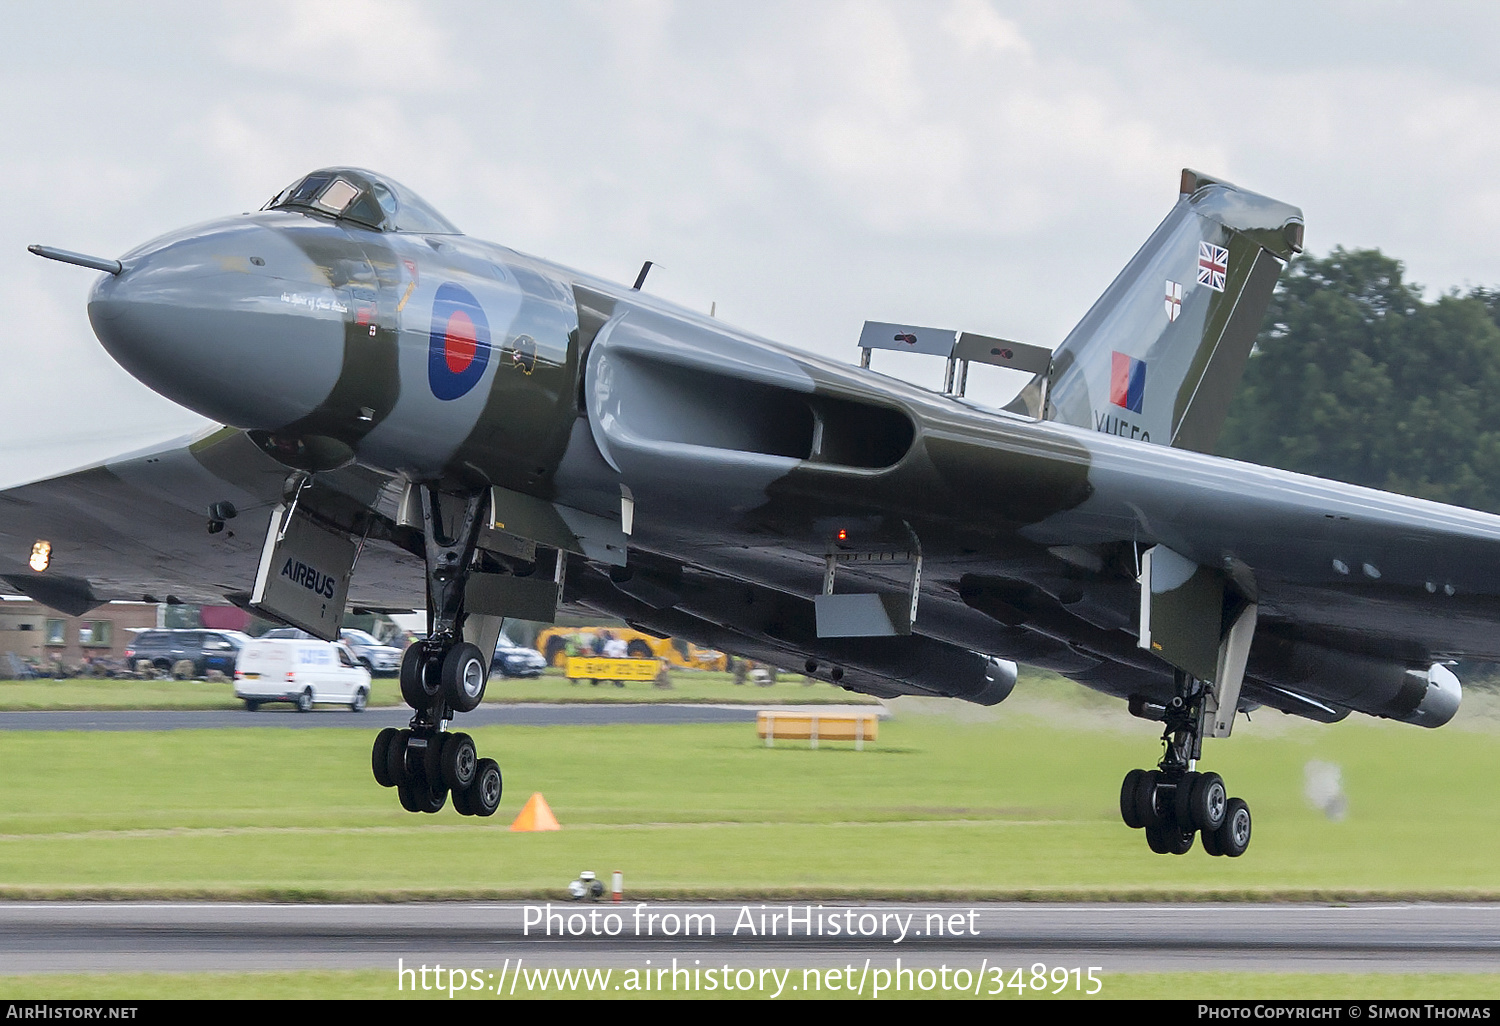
xmin=0 ymin=427 xmax=422 ymax=615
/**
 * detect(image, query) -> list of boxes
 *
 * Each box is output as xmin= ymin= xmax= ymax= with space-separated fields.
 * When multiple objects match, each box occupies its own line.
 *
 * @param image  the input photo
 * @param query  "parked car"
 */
xmin=493 ymin=636 xmax=547 ymax=678
xmin=233 ymin=638 xmax=372 ymax=712
xmin=123 ymin=629 xmax=250 ymax=678
xmin=261 ymin=627 xmax=403 ymax=675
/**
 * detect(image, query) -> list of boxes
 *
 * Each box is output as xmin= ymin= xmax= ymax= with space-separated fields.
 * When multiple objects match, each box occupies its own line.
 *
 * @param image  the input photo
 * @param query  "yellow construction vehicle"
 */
xmin=534 ymin=626 xmax=729 ymax=672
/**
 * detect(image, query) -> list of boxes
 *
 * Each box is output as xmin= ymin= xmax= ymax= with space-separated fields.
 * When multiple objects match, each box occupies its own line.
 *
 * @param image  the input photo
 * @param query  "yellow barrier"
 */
xmin=756 ymin=711 xmax=878 ymax=750
xmin=565 ymin=657 xmax=662 ymax=683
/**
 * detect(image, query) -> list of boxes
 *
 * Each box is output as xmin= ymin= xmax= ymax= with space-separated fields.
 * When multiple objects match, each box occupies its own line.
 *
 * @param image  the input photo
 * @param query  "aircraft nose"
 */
xmin=87 ymin=220 xmax=349 ymax=431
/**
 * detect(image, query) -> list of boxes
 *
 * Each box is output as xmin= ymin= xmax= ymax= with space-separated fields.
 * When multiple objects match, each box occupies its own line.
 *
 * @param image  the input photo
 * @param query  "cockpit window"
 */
xmin=264 ymin=167 xmax=462 ymax=235
xmin=312 ymin=178 xmax=360 ymax=214
xmin=276 ymin=172 xmax=333 ymax=209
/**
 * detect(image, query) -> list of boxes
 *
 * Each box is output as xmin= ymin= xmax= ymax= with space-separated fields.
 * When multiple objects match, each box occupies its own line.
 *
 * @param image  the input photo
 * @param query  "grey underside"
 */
xmin=8 ymin=347 xmax=1500 ymax=720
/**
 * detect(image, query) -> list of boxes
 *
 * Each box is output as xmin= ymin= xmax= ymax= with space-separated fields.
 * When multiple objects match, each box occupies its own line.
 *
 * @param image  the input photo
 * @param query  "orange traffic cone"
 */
xmin=510 ymin=792 xmax=561 ymax=832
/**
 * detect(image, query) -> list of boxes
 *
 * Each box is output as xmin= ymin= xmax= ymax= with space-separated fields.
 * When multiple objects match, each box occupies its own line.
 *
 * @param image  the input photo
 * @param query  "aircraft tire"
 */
xmin=442 ymin=643 xmax=488 ymax=713
xmin=398 ymin=767 xmax=447 ymax=814
xmin=471 ymin=759 xmax=502 ymax=817
xmin=1135 ymin=770 xmax=1167 ymax=828
xmin=1168 ymin=825 xmax=1195 ymax=855
xmin=1216 ymin=798 xmax=1251 ymax=857
xmin=1144 ymin=822 xmax=1174 ymax=854
xmin=423 ymin=734 xmax=446 ymax=789
xmin=441 ymin=733 xmax=477 ymax=791
xmin=396 ymin=780 xmax=425 ymax=813
xmin=386 ymin=728 xmax=413 ymax=787
xmin=400 ymin=642 xmax=440 ymax=710
xmin=1120 ymin=769 xmax=1146 ymax=829
xmin=372 ymin=728 xmax=398 ymax=787
xmin=1173 ymin=771 xmax=1200 ymax=828
xmin=1200 ymin=823 xmax=1224 ymax=857
xmin=451 ymin=781 xmax=475 ymax=816
xmin=1188 ymin=773 xmax=1227 ymax=832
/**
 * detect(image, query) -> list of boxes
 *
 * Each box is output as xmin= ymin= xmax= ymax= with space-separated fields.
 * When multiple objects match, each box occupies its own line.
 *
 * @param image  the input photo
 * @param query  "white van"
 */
xmin=233 ymin=638 xmax=372 ymax=712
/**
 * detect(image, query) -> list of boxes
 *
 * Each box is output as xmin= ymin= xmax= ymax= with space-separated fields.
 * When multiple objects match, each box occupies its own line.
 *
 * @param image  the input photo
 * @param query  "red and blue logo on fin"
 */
xmin=428 ymin=283 xmax=491 ymax=400
xmin=1110 ymin=351 xmax=1146 ymax=414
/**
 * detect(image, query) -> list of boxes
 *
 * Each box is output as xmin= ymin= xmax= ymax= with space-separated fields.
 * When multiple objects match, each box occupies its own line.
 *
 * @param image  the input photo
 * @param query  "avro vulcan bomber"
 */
xmin=15 ymin=167 xmax=1481 ymax=856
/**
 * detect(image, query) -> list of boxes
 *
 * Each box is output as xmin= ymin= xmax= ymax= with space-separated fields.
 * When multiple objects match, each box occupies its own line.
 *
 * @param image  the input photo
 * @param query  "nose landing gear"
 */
xmin=1120 ymin=672 xmax=1251 ymax=856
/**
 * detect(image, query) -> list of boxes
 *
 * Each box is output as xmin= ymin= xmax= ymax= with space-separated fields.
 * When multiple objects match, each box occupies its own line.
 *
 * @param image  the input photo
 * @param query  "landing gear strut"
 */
xmin=371 ymin=485 xmax=504 ymax=816
xmin=1120 ymin=671 xmax=1251 ymax=856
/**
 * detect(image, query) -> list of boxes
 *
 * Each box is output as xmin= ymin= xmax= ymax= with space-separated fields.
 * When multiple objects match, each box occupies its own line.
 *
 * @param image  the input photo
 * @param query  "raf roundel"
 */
xmin=428 ymin=282 xmax=492 ymax=400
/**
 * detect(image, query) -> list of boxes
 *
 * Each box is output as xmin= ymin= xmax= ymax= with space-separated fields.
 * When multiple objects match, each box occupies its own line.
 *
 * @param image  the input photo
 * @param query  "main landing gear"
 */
xmin=369 ymin=645 xmax=502 ymax=816
xmin=1119 ymin=672 xmax=1251 ymax=856
xmin=369 ymin=486 xmax=503 ymax=816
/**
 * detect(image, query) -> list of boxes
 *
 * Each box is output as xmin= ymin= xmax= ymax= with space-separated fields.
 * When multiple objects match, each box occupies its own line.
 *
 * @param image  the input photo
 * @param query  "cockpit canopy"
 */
xmin=264 ymin=168 xmax=461 ymax=235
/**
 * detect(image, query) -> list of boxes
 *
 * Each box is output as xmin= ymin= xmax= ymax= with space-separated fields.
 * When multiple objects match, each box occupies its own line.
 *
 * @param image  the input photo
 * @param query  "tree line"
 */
xmin=1218 ymin=247 xmax=1500 ymax=514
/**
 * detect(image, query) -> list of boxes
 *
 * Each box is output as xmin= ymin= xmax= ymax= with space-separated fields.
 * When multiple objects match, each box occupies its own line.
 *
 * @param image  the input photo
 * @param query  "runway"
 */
xmin=2 ymin=902 xmax=1497 ymax=974
xmin=0 ymin=703 xmax=769 ymax=731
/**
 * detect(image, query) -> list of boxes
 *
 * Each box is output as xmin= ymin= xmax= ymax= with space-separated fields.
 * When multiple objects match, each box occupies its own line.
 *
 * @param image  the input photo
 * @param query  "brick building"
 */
xmin=0 ymin=598 xmax=160 ymax=671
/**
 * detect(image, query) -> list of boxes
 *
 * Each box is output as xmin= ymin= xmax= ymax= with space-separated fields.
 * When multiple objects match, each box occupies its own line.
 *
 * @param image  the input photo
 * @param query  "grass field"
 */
xmin=2 ymin=678 xmax=1499 ymax=898
xmin=5 ymin=678 xmax=1500 ymax=999
xmin=0 ymin=668 xmax=873 ymax=710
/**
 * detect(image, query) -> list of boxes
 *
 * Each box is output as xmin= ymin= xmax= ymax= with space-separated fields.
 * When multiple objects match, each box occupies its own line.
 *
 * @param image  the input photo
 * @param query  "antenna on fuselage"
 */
xmin=631 ymin=261 xmax=654 ymax=290
xmin=28 ymin=245 xmax=121 ymax=275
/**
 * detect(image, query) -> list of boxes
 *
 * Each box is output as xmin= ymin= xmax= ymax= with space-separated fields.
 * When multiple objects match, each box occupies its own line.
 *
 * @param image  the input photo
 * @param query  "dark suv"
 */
xmin=123 ymin=630 xmax=249 ymax=678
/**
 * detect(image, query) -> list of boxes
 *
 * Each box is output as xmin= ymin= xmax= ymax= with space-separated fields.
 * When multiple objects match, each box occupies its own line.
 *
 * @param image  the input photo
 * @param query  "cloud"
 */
xmin=942 ymin=0 xmax=1030 ymax=57
xmin=11 ymin=0 xmax=1500 ymax=470
xmin=220 ymin=0 xmax=466 ymax=92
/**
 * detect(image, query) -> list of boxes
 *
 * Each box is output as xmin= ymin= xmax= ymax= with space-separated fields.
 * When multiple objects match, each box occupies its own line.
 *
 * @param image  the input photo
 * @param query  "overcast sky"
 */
xmin=6 ymin=0 xmax=1500 ymax=488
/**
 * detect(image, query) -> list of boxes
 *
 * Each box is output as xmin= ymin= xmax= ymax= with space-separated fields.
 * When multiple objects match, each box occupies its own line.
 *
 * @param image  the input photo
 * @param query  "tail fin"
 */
xmin=1006 ymin=169 xmax=1303 ymax=453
